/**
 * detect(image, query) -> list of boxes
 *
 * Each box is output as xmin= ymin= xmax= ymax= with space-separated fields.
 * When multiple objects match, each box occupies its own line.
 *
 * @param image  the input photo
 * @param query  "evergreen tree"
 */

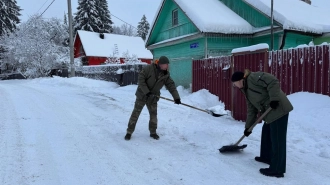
xmin=137 ymin=15 xmax=150 ymax=41
xmin=74 ymin=0 xmax=113 ymax=33
xmin=74 ymin=0 xmax=101 ymax=32
xmin=0 ymin=0 xmax=21 ymax=36
xmin=64 ymin=12 xmax=68 ymax=25
xmin=96 ymin=0 xmax=113 ymax=33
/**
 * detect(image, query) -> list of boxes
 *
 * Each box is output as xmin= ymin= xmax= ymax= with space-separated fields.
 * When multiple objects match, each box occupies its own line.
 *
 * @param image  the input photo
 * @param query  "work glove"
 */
xmin=174 ymin=99 xmax=181 ymax=104
xmin=270 ymin=101 xmax=279 ymax=109
xmin=244 ymin=128 xmax=252 ymax=137
xmin=146 ymin=92 xmax=154 ymax=98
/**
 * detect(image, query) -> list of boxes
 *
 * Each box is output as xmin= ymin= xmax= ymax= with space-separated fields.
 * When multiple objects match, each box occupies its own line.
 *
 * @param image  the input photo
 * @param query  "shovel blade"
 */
xmin=219 ymin=144 xmax=247 ymax=153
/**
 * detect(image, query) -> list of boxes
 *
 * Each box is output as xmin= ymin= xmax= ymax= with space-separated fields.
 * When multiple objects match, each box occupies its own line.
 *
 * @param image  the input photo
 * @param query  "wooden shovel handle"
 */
xmin=157 ymin=96 xmax=209 ymax=113
xmin=234 ymin=107 xmax=272 ymax=146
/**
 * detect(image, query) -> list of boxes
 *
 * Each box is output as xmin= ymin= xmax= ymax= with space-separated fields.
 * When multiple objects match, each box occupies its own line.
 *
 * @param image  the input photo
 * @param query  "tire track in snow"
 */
xmin=0 ymin=83 xmax=27 ymax=185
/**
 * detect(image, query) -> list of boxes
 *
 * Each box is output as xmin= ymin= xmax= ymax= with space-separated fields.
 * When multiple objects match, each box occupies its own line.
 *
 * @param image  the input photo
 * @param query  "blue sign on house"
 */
xmin=190 ymin=42 xmax=199 ymax=48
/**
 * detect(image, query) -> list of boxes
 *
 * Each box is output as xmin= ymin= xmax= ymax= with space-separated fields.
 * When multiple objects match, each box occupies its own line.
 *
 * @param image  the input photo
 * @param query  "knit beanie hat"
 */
xmin=158 ymin=56 xmax=170 ymax=64
xmin=231 ymin=71 xmax=244 ymax=82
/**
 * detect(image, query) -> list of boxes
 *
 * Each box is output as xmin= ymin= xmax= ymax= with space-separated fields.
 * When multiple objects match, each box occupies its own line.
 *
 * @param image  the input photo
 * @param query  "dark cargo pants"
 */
xmin=260 ymin=113 xmax=289 ymax=173
xmin=126 ymin=98 xmax=158 ymax=134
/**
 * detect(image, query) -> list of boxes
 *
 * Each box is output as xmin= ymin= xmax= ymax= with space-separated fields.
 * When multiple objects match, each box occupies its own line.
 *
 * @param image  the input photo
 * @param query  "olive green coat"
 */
xmin=135 ymin=63 xmax=180 ymax=103
xmin=241 ymin=70 xmax=293 ymax=129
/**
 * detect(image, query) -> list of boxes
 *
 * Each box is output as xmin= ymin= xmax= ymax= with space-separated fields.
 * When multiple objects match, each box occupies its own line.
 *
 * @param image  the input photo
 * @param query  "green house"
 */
xmin=146 ymin=0 xmax=330 ymax=87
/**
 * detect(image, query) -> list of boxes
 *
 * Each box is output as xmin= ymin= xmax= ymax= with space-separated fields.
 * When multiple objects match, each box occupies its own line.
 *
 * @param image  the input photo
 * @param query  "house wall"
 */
xmin=283 ymin=32 xmax=313 ymax=49
xmin=153 ymin=38 xmax=206 ymax=87
xmin=149 ymin=0 xmax=199 ymax=45
xmin=220 ymin=0 xmax=273 ymax=27
xmin=206 ymin=35 xmax=252 ymax=56
xmin=252 ymin=32 xmax=282 ymax=50
xmin=314 ymin=35 xmax=330 ymax=45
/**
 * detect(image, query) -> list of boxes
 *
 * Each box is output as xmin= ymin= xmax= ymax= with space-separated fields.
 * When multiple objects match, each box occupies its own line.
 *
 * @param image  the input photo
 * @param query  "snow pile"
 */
xmin=232 ymin=43 xmax=269 ymax=54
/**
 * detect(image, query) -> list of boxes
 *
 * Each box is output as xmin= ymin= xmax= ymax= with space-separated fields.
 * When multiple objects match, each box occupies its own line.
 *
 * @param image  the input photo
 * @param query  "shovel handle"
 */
xmin=234 ymin=107 xmax=272 ymax=146
xmin=157 ymin=96 xmax=209 ymax=114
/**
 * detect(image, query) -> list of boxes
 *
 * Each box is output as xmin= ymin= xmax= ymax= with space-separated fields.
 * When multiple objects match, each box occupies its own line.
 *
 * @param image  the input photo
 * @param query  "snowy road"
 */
xmin=1 ymin=78 xmax=330 ymax=185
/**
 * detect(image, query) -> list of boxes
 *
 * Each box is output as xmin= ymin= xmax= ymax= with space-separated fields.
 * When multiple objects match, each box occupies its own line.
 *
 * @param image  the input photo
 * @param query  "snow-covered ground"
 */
xmin=0 ymin=77 xmax=329 ymax=185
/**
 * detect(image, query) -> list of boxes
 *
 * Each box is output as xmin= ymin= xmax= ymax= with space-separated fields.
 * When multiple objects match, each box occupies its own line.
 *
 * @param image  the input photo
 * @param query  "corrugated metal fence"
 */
xmin=192 ymin=44 xmax=330 ymax=121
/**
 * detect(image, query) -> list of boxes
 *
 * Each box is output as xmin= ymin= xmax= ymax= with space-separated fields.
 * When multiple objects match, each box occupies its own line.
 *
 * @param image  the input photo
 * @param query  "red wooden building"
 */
xmin=74 ymin=30 xmax=153 ymax=65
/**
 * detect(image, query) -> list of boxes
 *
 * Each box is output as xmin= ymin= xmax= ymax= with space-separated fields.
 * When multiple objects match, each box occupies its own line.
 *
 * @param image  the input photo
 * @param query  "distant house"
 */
xmin=74 ymin=30 xmax=153 ymax=65
xmin=145 ymin=0 xmax=330 ymax=87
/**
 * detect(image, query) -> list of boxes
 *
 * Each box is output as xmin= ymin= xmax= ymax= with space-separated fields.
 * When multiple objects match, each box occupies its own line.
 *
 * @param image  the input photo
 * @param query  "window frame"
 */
xmin=172 ymin=9 xmax=178 ymax=26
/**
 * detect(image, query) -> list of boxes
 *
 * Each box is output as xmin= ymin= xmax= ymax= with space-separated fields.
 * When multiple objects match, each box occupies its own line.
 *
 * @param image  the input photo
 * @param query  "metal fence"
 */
xmin=75 ymin=64 xmax=147 ymax=86
xmin=192 ymin=44 xmax=330 ymax=121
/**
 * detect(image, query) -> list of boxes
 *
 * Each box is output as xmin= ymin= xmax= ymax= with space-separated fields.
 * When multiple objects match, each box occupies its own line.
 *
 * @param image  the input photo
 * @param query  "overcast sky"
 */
xmin=16 ymin=0 xmax=162 ymax=27
xmin=15 ymin=0 xmax=330 ymax=28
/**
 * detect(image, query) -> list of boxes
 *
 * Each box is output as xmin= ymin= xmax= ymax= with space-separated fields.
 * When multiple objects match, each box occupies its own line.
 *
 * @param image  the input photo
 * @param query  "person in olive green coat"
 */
xmin=231 ymin=69 xmax=293 ymax=178
xmin=124 ymin=56 xmax=181 ymax=141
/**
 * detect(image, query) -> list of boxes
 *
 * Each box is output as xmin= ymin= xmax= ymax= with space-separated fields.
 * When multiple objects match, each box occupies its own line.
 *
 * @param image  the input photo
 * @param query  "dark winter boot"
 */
xmin=260 ymin=168 xmax=284 ymax=178
xmin=124 ymin=133 xmax=131 ymax=140
xmin=150 ymin=133 xmax=159 ymax=140
xmin=255 ymin=156 xmax=271 ymax=165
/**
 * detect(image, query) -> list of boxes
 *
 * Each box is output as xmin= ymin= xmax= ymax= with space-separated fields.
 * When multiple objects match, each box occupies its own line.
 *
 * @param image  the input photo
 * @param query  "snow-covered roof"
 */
xmin=231 ymin=43 xmax=269 ymax=54
xmin=244 ymin=0 xmax=330 ymax=34
xmin=77 ymin=30 xmax=153 ymax=59
xmin=148 ymin=0 xmax=253 ymax=37
xmin=174 ymin=0 xmax=253 ymax=34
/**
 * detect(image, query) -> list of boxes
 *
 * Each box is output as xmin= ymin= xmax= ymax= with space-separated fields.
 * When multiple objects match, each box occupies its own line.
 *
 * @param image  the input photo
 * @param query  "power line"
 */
xmin=110 ymin=13 xmax=137 ymax=30
xmin=87 ymin=2 xmax=138 ymax=30
xmin=36 ymin=0 xmax=50 ymax=13
xmin=21 ymin=0 xmax=56 ymax=36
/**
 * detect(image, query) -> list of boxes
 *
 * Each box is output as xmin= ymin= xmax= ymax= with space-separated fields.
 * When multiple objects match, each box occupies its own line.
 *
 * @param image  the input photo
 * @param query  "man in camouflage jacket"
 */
xmin=231 ymin=69 xmax=293 ymax=178
xmin=125 ymin=56 xmax=181 ymax=141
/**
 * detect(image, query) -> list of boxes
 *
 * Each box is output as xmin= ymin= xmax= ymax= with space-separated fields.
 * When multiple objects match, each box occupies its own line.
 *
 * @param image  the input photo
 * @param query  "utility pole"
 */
xmin=270 ymin=0 xmax=274 ymax=51
xmin=67 ymin=0 xmax=75 ymax=77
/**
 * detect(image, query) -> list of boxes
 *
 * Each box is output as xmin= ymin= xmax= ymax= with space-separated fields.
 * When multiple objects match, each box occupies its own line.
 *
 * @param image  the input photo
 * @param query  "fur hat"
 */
xmin=231 ymin=71 xmax=244 ymax=82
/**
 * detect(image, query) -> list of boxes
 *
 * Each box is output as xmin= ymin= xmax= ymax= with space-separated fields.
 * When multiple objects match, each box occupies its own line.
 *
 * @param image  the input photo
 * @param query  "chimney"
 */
xmin=301 ymin=0 xmax=311 ymax=5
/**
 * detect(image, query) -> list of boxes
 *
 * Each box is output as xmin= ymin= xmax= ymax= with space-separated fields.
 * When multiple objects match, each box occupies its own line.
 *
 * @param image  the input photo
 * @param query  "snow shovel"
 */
xmin=219 ymin=107 xmax=272 ymax=153
xmin=157 ymin=96 xmax=226 ymax=117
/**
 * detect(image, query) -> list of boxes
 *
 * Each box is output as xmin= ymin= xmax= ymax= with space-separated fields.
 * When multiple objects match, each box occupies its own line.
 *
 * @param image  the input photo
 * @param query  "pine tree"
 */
xmin=74 ymin=0 xmax=101 ymax=32
xmin=137 ymin=15 xmax=150 ymax=41
xmin=64 ymin=12 xmax=68 ymax=25
xmin=96 ymin=0 xmax=113 ymax=33
xmin=74 ymin=0 xmax=113 ymax=33
xmin=0 ymin=0 xmax=21 ymax=36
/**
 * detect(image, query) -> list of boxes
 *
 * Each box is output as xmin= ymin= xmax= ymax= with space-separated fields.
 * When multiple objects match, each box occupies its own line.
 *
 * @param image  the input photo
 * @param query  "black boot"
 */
xmin=124 ymin=133 xmax=131 ymax=140
xmin=255 ymin=156 xmax=271 ymax=165
xmin=260 ymin=168 xmax=284 ymax=178
xmin=150 ymin=133 xmax=159 ymax=140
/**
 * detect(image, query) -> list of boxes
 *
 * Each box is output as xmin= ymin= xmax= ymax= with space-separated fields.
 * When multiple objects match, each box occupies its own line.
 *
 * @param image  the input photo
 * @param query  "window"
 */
xmin=172 ymin=9 xmax=178 ymax=26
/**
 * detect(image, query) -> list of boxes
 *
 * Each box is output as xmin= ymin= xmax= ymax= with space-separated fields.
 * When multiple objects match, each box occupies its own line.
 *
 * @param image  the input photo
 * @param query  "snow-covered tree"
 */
xmin=137 ymin=15 xmax=150 ymax=41
xmin=96 ymin=0 xmax=113 ymax=33
xmin=120 ymin=24 xmax=135 ymax=36
xmin=0 ymin=0 xmax=21 ymax=63
xmin=74 ymin=0 xmax=101 ymax=32
xmin=112 ymin=25 xmax=122 ymax=34
xmin=0 ymin=0 xmax=21 ymax=36
xmin=74 ymin=0 xmax=113 ymax=33
xmin=64 ymin=12 xmax=68 ymax=25
xmin=2 ymin=15 xmax=69 ymax=78
xmin=122 ymin=50 xmax=142 ymax=65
